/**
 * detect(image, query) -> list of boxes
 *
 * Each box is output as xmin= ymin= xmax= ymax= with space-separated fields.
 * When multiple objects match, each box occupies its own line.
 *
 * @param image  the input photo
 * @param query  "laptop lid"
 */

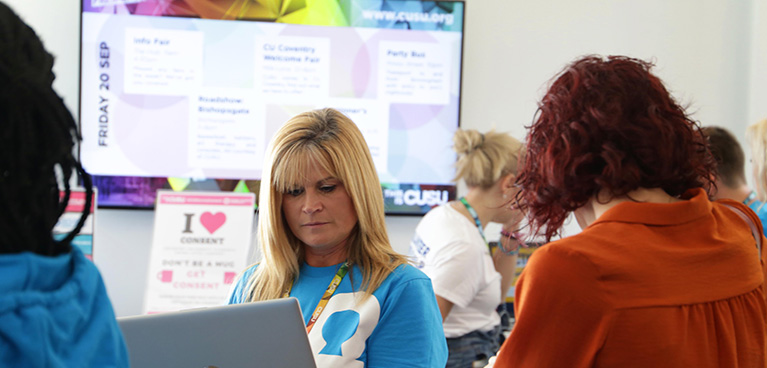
xmin=118 ymin=298 xmax=316 ymax=368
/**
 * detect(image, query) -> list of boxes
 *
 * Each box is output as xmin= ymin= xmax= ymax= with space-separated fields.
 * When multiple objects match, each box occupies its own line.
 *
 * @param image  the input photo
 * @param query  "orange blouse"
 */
xmin=493 ymin=188 xmax=767 ymax=367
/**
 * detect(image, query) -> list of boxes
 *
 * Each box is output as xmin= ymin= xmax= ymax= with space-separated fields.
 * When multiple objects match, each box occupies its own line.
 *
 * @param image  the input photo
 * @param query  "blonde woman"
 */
xmin=410 ymin=129 xmax=524 ymax=368
xmin=228 ymin=108 xmax=448 ymax=367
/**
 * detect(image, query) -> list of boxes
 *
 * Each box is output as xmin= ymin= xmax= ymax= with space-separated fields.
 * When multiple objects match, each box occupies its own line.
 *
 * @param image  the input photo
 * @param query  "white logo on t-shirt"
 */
xmin=310 ymin=292 xmax=381 ymax=367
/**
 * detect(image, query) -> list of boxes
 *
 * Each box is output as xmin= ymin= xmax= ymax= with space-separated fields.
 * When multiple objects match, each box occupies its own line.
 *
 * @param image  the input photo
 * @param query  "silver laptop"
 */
xmin=118 ymin=298 xmax=316 ymax=368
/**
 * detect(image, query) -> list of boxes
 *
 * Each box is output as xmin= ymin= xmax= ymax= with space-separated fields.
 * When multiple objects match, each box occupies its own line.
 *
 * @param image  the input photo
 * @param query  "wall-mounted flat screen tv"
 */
xmin=79 ymin=0 xmax=464 ymax=215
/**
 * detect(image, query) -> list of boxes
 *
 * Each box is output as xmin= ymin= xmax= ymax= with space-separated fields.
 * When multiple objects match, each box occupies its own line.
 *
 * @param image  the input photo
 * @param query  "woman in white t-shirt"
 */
xmin=410 ymin=129 xmax=524 ymax=368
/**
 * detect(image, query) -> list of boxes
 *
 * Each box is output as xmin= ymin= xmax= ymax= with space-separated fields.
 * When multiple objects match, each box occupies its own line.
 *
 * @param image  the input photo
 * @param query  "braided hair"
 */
xmin=0 ymin=3 xmax=93 ymax=256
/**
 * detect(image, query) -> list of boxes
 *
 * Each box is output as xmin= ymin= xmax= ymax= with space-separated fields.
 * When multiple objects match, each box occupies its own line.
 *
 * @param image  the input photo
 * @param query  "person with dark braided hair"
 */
xmin=0 ymin=2 xmax=129 ymax=366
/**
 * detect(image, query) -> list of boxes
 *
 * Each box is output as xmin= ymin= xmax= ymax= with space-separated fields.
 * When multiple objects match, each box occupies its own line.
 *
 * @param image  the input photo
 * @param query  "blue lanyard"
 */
xmin=459 ymin=197 xmax=491 ymax=253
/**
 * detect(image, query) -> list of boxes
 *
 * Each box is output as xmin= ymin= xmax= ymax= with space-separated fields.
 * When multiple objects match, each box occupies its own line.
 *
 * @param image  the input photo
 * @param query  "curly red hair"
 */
xmin=517 ymin=55 xmax=714 ymax=241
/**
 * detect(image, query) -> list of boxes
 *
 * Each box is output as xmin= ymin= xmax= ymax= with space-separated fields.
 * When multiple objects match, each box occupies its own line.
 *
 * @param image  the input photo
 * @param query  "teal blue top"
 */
xmin=0 ymin=247 xmax=129 ymax=367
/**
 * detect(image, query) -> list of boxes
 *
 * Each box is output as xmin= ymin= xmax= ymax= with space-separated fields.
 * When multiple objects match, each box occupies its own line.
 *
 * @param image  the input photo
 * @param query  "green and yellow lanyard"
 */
xmin=283 ymin=261 xmax=350 ymax=333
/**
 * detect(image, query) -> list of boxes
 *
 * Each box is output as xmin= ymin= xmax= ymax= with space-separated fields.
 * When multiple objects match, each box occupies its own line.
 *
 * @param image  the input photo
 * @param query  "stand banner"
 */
xmin=143 ymin=190 xmax=255 ymax=314
xmin=53 ymin=189 xmax=97 ymax=260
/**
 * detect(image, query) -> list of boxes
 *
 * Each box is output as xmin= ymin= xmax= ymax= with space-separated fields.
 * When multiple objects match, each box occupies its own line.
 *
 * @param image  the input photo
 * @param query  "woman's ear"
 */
xmin=501 ymin=173 xmax=517 ymax=191
xmin=499 ymin=173 xmax=517 ymax=200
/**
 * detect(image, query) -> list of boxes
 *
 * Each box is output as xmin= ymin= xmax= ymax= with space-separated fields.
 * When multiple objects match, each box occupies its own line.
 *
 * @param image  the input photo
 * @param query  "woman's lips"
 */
xmin=303 ymin=222 xmax=328 ymax=227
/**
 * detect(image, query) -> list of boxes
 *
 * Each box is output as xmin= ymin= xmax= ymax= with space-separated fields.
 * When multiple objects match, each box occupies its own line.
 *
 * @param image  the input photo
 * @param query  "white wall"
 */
xmin=5 ymin=0 xmax=763 ymax=317
xmin=749 ymin=0 xmax=767 ymax=128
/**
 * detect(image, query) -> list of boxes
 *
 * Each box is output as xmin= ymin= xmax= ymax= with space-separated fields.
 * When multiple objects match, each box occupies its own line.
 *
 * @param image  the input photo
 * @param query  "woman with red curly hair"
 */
xmin=490 ymin=55 xmax=767 ymax=367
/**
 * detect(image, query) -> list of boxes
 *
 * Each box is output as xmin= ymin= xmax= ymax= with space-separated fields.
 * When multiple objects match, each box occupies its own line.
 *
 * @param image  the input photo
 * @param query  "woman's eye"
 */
xmin=286 ymin=188 xmax=304 ymax=196
xmin=320 ymin=185 xmax=336 ymax=193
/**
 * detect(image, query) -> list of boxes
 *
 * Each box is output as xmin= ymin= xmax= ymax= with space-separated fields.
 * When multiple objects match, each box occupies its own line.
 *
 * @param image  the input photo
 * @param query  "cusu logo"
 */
xmin=182 ymin=212 xmax=227 ymax=234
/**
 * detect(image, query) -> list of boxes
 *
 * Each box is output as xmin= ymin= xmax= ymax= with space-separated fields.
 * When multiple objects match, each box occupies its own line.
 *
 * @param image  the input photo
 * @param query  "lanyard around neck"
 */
xmin=283 ymin=261 xmax=350 ymax=333
xmin=459 ymin=197 xmax=490 ymax=252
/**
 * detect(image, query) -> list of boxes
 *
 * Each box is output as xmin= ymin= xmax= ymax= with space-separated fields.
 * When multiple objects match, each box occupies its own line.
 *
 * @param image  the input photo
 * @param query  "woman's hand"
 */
xmin=499 ymin=207 xmax=526 ymax=255
xmin=498 ymin=230 xmax=521 ymax=255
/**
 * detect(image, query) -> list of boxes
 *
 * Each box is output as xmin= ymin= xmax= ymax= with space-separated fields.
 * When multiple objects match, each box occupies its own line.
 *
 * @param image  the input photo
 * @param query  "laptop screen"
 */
xmin=118 ymin=298 xmax=316 ymax=368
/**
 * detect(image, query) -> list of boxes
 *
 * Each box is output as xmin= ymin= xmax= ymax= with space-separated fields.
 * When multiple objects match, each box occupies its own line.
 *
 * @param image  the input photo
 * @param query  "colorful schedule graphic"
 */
xmin=80 ymin=1 xmax=464 ymax=214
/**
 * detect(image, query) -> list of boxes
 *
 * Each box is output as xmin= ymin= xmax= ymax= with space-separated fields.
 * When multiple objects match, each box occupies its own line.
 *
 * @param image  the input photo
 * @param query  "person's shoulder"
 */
xmin=525 ymin=235 xmax=605 ymax=273
xmin=70 ymin=247 xmax=95 ymax=269
xmin=68 ymin=247 xmax=105 ymax=287
xmin=239 ymin=263 xmax=259 ymax=279
xmin=416 ymin=204 xmax=478 ymax=241
xmin=520 ymin=239 xmax=610 ymax=291
xmin=716 ymin=198 xmax=763 ymax=228
xmin=227 ymin=263 xmax=259 ymax=304
xmin=717 ymin=198 xmax=751 ymax=211
xmin=387 ymin=263 xmax=431 ymax=283
xmin=540 ymin=232 xmax=596 ymax=253
xmin=418 ymin=204 xmax=455 ymax=225
xmin=230 ymin=263 xmax=259 ymax=289
xmin=373 ymin=263 xmax=437 ymax=303
xmin=750 ymin=199 xmax=767 ymax=218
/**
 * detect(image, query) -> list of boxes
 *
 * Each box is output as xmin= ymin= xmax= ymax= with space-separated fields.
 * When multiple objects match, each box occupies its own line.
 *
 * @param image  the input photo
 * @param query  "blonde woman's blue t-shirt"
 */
xmin=228 ymin=262 xmax=447 ymax=368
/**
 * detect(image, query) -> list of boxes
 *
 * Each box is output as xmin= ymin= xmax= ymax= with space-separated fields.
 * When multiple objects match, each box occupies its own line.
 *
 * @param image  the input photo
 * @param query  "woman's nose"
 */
xmin=302 ymin=190 xmax=323 ymax=214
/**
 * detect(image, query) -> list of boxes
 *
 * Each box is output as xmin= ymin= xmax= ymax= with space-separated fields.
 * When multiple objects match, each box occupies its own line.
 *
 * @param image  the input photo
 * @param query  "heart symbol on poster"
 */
xmin=200 ymin=212 xmax=226 ymax=234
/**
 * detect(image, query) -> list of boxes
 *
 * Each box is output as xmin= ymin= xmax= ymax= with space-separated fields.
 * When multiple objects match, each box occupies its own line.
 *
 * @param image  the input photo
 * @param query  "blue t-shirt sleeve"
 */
xmin=226 ymin=265 xmax=257 ymax=304
xmin=748 ymin=200 xmax=767 ymax=237
xmin=365 ymin=267 xmax=448 ymax=367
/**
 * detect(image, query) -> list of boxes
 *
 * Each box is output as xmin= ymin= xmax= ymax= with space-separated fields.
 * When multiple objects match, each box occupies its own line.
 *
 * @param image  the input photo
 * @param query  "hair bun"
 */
xmin=453 ymin=129 xmax=484 ymax=155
